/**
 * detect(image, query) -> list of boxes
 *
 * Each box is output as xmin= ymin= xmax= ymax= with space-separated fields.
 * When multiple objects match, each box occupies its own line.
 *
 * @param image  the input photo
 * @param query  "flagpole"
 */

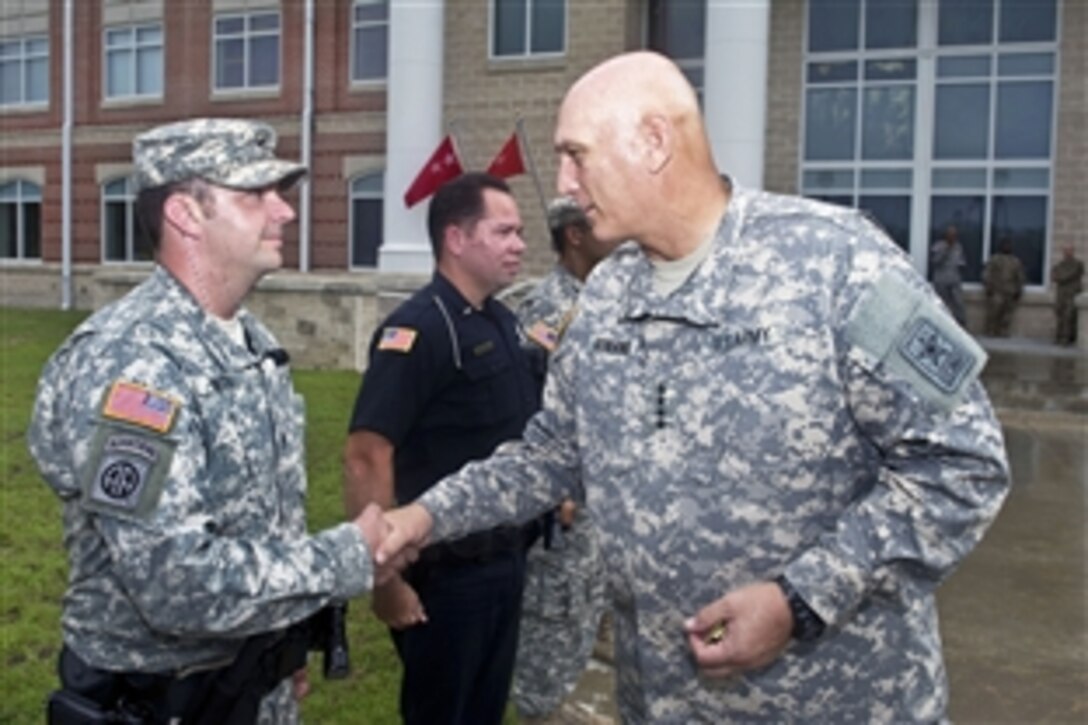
xmin=515 ymin=116 xmax=550 ymax=223
xmin=446 ymin=119 xmax=472 ymax=170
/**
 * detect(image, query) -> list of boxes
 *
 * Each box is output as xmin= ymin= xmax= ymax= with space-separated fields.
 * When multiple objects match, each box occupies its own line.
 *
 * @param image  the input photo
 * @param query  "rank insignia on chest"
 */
xmin=102 ymin=380 xmax=179 ymax=433
xmin=526 ymin=321 xmax=559 ymax=352
xmin=378 ymin=326 xmax=418 ymax=353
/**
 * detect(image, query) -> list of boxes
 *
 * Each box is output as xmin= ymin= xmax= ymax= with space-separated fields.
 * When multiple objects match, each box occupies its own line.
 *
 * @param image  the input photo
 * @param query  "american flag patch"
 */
xmin=378 ymin=326 xmax=417 ymax=353
xmin=102 ymin=381 xmax=179 ymax=433
xmin=526 ymin=321 xmax=559 ymax=352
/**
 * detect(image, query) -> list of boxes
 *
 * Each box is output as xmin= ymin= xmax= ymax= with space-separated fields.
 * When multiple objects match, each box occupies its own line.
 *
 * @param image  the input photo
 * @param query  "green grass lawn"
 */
xmin=0 ymin=307 xmax=409 ymax=723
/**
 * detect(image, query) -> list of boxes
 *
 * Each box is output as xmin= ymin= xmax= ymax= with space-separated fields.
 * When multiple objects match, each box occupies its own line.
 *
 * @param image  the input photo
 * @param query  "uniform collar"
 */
xmin=620 ymin=187 xmax=750 ymax=327
xmin=431 ymin=271 xmax=504 ymax=319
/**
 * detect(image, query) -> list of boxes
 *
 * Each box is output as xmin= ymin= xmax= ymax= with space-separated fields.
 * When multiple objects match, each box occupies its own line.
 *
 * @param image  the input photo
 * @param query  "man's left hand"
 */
xmin=683 ymin=580 xmax=793 ymax=679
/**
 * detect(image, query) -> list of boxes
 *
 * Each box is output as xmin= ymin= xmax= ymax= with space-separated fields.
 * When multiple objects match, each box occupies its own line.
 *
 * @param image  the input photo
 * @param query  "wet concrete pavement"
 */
xmin=551 ymin=415 xmax=1087 ymax=723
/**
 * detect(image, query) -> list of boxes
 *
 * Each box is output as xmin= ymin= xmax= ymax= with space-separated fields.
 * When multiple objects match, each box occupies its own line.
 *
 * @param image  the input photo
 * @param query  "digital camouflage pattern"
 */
xmin=29 ymin=267 xmax=373 ymax=720
xmin=982 ymin=251 xmax=1025 ymax=336
xmin=133 ymin=118 xmax=306 ymax=192
xmin=417 ymin=187 xmax=1010 ymax=722
xmin=512 ymin=264 xmax=607 ymax=718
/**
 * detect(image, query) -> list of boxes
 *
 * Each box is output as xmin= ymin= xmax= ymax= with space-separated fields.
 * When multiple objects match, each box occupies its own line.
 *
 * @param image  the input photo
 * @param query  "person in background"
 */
xmin=511 ymin=197 xmax=618 ymax=722
xmin=982 ymin=237 xmax=1025 ymax=337
xmin=375 ymin=51 xmax=1010 ymax=722
xmin=930 ymin=224 xmax=967 ymax=326
xmin=343 ymin=172 xmax=538 ymax=725
xmin=1052 ymin=244 xmax=1084 ymax=346
xmin=28 ymin=118 xmax=387 ymax=725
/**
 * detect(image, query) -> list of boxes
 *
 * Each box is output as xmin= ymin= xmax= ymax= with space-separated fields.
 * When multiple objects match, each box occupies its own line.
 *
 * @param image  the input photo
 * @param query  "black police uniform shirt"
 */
xmin=349 ymin=272 xmax=538 ymax=506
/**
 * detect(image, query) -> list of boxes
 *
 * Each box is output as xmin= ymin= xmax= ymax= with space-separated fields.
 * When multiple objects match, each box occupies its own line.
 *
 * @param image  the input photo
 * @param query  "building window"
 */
xmin=646 ymin=0 xmax=705 ymax=98
xmin=492 ymin=0 xmax=565 ymax=58
xmin=105 ymin=24 xmax=163 ymax=100
xmin=213 ymin=11 xmax=280 ymax=91
xmin=350 ymin=173 xmax=383 ymax=268
xmin=351 ymin=0 xmax=388 ymax=83
xmin=102 ymin=177 xmax=151 ymax=263
xmin=801 ymin=0 xmax=1058 ymax=285
xmin=0 ymin=179 xmax=41 ymax=260
xmin=0 ymin=36 xmax=48 ymax=107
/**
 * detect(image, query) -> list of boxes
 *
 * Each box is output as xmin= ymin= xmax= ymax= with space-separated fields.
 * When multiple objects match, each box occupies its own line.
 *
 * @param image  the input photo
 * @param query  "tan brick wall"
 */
xmin=764 ymin=0 xmax=804 ymax=195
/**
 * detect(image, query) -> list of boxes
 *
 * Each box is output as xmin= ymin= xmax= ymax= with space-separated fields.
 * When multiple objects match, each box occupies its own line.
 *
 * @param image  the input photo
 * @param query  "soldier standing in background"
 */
xmin=1052 ymin=245 xmax=1084 ymax=346
xmin=511 ymin=197 xmax=618 ymax=723
xmin=931 ymin=224 xmax=967 ymax=325
xmin=376 ymin=51 xmax=1010 ymax=722
xmin=28 ymin=119 xmax=386 ymax=724
xmin=983 ymin=238 xmax=1025 ymax=337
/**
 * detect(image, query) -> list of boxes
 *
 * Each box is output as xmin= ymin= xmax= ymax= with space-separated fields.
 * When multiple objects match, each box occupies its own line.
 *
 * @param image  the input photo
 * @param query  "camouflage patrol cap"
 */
xmin=132 ymin=118 xmax=306 ymax=192
xmin=546 ymin=196 xmax=588 ymax=232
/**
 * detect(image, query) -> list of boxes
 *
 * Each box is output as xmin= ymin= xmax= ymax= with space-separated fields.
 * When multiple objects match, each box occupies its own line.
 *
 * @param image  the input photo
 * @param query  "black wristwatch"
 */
xmin=774 ymin=575 xmax=826 ymax=642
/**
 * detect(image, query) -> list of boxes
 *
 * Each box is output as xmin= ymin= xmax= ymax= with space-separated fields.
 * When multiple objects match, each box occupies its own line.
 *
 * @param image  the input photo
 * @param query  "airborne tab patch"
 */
xmin=378 ymin=326 xmax=417 ymax=353
xmin=102 ymin=380 xmax=178 ymax=433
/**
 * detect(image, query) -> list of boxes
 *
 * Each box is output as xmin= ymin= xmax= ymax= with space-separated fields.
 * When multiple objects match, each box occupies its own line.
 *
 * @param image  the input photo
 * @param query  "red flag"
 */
xmin=485 ymin=132 xmax=526 ymax=179
xmin=404 ymin=135 xmax=464 ymax=208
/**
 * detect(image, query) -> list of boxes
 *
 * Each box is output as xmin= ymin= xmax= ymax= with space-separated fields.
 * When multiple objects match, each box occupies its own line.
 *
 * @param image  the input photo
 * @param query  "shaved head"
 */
xmin=554 ymin=52 xmax=727 ymax=259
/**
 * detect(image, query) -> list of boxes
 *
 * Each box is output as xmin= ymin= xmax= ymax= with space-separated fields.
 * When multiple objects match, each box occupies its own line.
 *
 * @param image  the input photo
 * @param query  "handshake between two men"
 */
xmin=352 ymin=503 xmax=434 ymax=585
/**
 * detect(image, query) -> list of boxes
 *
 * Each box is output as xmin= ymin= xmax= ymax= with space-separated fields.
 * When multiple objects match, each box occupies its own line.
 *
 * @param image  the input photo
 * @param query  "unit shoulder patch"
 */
xmin=378 ymin=326 xmax=418 ymax=353
xmin=82 ymin=424 xmax=175 ymax=521
xmin=102 ymin=380 xmax=179 ymax=433
xmin=846 ymin=270 xmax=986 ymax=410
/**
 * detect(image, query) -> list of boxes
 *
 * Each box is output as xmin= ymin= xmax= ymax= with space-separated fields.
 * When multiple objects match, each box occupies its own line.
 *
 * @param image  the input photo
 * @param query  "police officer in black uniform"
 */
xmin=344 ymin=172 xmax=538 ymax=725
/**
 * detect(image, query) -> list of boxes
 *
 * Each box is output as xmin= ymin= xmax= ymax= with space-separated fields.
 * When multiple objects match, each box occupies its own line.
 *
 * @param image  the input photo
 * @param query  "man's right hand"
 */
xmin=375 ymin=504 xmax=433 ymax=578
xmin=372 ymin=578 xmax=427 ymax=629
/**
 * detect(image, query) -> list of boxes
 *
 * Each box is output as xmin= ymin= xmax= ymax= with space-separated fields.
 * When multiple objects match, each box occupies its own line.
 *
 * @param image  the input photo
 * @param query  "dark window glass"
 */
xmin=0 ymin=203 xmax=15 ymax=257
xmin=934 ymin=83 xmax=990 ymax=159
xmin=105 ymin=201 xmax=127 ymax=261
xmin=999 ymin=0 xmax=1056 ymax=42
xmin=995 ymin=81 xmax=1052 ymax=159
xmin=530 ymin=0 xmax=564 ymax=53
xmin=494 ymin=0 xmax=526 ymax=56
xmin=805 ymin=87 xmax=857 ymax=161
xmin=862 ymin=85 xmax=914 ymax=160
xmin=991 ymin=195 xmax=1046 ymax=284
xmin=860 ymin=195 xmax=911 ymax=252
xmin=865 ymin=0 xmax=917 ymax=49
xmin=249 ymin=35 xmax=279 ymax=86
xmin=351 ymin=199 xmax=383 ymax=267
xmin=939 ymin=0 xmax=993 ymax=45
xmin=648 ymin=0 xmax=705 ymax=59
xmin=808 ymin=0 xmax=860 ymax=52
xmin=23 ymin=201 xmax=40 ymax=258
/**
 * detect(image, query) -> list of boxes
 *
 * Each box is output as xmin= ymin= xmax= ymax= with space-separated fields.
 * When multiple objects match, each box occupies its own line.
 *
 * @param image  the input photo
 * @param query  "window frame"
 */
xmin=103 ymin=23 xmax=164 ymax=101
xmin=0 ymin=179 xmax=42 ymax=262
xmin=489 ymin=0 xmax=567 ymax=60
xmin=348 ymin=171 xmax=384 ymax=269
xmin=101 ymin=177 xmax=151 ymax=265
xmin=799 ymin=0 xmax=1060 ymax=288
xmin=211 ymin=10 xmax=282 ymax=93
xmin=0 ymin=34 xmax=49 ymax=109
xmin=350 ymin=0 xmax=389 ymax=85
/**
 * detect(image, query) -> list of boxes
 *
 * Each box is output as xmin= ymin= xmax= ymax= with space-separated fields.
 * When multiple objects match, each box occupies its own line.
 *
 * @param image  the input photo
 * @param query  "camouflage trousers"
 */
xmin=513 ymin=510 xmax=607 ymax=719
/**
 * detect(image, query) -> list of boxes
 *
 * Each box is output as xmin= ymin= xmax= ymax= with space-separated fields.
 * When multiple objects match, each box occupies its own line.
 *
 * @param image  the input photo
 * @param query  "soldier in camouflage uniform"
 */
xmin=377 ymin=52 xmax=1011 ymax=723
xmin=512 ymin=197 xmax=617 ymax=722
xmin=28 ymin=119 xmax=386 ymax=724
xmin=982 ymin=238 xmax=1025 ymax=337
xmin=1052 ymin=244 xmax=1085 ymax=345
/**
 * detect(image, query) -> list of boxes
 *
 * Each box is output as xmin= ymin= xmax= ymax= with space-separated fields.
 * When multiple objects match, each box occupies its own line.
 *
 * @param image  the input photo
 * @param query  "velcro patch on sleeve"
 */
xmin=846 ymin=270 xmax=987 ymax=410
xmin=82 ymin=425 xmax=175 ymax=522
xmin=378 ymin=326 xmax=418 ymax=353
xmin=102 ymin=380 xmax=179 ymax=433
xmin=526 ymin=320 xmax=559 ymax=352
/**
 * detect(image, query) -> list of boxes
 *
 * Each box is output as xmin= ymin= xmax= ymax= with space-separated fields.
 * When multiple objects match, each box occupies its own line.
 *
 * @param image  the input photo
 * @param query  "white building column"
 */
xmin=379 ymin=0 xmax=445 ymax=273
xmin=702 ymin=0 xmax=771 ymax=189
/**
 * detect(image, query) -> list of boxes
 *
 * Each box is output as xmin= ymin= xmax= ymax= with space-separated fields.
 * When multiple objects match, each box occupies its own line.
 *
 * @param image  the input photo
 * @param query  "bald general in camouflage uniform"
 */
xmin=378 ymin=52 xmax=1010 ymax=723
xmin=29 ymin=119 xmax=384 ymax=724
